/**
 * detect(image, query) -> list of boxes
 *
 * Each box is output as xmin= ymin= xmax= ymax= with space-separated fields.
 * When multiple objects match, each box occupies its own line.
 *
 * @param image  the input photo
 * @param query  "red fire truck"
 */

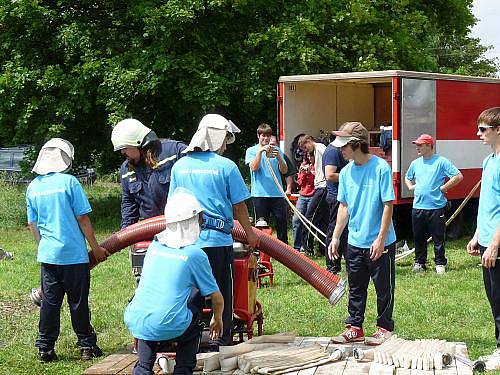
xmin=277 ymin=70 xmax=500 ymax=232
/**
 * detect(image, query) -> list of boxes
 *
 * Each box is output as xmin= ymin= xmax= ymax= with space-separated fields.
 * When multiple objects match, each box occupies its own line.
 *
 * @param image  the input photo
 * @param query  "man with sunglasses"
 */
xmin=329 ymin=122 xmax=396 ymax=346
xmin=404 ymin=134 xmax=463 ymax=274
xmin=467 ymin=107 xmax=500 ymax=370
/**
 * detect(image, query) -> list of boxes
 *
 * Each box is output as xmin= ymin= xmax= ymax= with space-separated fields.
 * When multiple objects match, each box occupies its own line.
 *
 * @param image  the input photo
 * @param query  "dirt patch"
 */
xmin=0 ymin=299 xmax=37 ymax=318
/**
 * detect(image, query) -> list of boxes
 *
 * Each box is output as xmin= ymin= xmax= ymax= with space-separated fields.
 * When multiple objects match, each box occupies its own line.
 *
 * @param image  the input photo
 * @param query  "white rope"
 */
xmin=264 ymin=155 xmax=327 ymax=246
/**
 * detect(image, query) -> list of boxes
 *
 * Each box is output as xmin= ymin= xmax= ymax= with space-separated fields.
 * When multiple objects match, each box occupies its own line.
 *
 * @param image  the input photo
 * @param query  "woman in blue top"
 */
xmin=467 ymin=107 xmax=500 ymax=370
xmin=328 ymin=122 xmax=396 ymax=346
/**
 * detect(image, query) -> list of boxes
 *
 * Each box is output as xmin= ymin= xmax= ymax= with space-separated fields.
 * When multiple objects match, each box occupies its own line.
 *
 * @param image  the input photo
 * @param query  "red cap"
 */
xmin=412 ymin=134 xmax=434 ymax=146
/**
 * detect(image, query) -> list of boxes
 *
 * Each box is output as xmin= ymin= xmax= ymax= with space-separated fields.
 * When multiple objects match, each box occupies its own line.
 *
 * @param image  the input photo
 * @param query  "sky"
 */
xmin=471 ymin=0 xmax=500 ymax=65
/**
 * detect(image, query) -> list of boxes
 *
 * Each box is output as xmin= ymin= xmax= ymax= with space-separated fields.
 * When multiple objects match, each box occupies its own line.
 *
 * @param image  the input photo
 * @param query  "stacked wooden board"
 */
xmin=82 ymin=336 xmax=474 ymax=375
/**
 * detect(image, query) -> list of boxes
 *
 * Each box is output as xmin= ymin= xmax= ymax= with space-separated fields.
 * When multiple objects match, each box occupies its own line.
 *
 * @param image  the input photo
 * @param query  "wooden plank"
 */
xmin=297 ymin=367 xmax=317 ymax=375
xmin=105 ymin=354 xmax=138 ymax=375
xmin=83 ymin=354 xmax=136 ymax=375
xmin=409 ymin=370 xmax=434 ymax=375
xmin=313 ymin=361 xmax=347 ymax=375
xmin=343 ymin=359 xmax=371 ymax=374
xmin=395 ymin=369 xmax=412 ymax=375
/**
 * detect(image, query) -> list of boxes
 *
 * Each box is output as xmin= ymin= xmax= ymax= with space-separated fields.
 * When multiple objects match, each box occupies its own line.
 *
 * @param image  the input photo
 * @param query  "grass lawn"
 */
xmin=0 ymin=181 xmax=499 ymax=374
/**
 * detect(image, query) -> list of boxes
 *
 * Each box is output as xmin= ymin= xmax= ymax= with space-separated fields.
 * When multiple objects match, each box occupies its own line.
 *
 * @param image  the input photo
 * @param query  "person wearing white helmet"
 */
xmin=111 ymin=118 xmax=187 ymax=229
xmin=169 ymin=113 xmax=258 ymax=349
xmin=26 ymin=138 xmax=110 ymax=362
xmin=124 ymin=188 xmax=223 ymax=375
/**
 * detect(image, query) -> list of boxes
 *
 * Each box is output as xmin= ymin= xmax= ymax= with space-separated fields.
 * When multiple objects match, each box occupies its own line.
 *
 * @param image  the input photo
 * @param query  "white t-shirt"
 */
xmin=313 ymin=142 xmax=327 ymax=188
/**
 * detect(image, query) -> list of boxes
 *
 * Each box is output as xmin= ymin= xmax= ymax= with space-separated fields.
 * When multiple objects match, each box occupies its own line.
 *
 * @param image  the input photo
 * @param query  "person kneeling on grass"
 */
xmin=26 ymin=138 xmax=109 ymax=362
xmin=124 ymin=188 xmax=224 ymax=375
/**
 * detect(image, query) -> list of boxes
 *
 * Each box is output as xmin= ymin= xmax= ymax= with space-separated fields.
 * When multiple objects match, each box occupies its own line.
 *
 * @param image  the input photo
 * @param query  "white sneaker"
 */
xmin=435 ymin=265 xmax=446 ymax=274
xmin=483 ymin=348 xmax=500 ymax=370
xmin=411 ymin=263 xmax=426 ymax=273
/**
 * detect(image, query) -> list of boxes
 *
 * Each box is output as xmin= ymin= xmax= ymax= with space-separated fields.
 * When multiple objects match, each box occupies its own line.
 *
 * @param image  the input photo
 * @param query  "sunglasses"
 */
xmin=478 ymin=125 xmax=495 ymax=133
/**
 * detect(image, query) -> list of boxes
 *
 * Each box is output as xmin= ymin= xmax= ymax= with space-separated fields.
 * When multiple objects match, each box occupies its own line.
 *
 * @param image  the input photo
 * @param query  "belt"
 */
xmin=201 ymin=213 xmax=233 ymax=234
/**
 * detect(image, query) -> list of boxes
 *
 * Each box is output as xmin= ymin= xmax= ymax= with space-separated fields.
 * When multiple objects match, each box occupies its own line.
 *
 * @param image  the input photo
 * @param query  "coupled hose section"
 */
xmin=31 ymin=216 xmax=346 ymax=306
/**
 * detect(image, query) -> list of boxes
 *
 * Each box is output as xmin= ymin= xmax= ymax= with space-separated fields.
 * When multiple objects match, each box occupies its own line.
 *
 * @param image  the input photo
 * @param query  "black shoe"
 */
xmin=38 ymin=349 xmax=57 ymax=363
xmin=80 ymin=346 xmax=103 ymax=361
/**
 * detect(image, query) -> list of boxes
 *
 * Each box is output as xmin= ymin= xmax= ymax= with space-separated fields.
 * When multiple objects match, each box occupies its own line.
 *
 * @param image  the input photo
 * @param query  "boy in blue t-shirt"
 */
xmin=467 ymin=108 xmax=500 ymax=370
xmin=245 ymin=123 xmax=289 ymax=244
xmin=125 ymin=188 xmax=223 ymax=375
xmin=170 ymin=114 xmax=257 ymax=350
xmin=26 ymin=138 xmax=109 ymax=362
xmin=405 ymin=133 xmax=463 ymax=274
xmin=328 ymin=122 xmax=396 ymax=346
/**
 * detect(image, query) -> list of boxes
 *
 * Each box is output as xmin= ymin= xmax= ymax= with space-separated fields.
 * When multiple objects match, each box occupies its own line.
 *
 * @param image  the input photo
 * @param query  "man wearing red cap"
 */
xmin=405 ymin=133 xmax=463 ymax=274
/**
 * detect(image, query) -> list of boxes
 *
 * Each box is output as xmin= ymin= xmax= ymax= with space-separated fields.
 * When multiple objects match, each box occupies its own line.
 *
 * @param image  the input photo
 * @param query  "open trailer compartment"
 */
xmin=278 ymin=70 xmax=500 ymax=204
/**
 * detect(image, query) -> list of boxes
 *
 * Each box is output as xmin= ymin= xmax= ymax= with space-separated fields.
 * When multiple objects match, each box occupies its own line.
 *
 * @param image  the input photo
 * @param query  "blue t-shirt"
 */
xmin=169 ymin=152 xmax=250 ymax=247
xmin=26 ymin=173 xmax=91 ymax=265
xmin=322 ymin=144 xmax=347 ymax=197
xmin=477 ymin=153 xmax=500 ymax=247
xmin=245 ymin=144 xmax=284 ymax=197
xmin=405 ymin=154 xmax=460 ymax=210
xmin=338 ymin=156 xmax=396 ymax=248
xmin=124 ymin=240 xmax=219 ymax=341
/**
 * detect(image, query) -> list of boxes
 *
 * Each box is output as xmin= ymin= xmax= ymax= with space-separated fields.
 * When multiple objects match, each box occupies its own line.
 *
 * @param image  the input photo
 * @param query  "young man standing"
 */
xmin=329 ymin=122 xmax=396 ymax=345
xmin=26 ymin=138 xmax=109 ymax=362
xmin=467 ymin=107 xmax=500 ymax=370
xmin=404 ymin=134 xmax=463 ymax=274
xmin=245 ymin=124 xmax=288 ymax=244
xmin=169 ymin=114 xmax=258 ymax=349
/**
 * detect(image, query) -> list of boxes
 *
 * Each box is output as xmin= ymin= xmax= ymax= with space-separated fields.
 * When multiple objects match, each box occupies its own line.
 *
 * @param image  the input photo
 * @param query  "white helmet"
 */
xmin=164 ymin=187 xmax=205 ymax=224
xmin=32 ymin=138 xmax=74 ymax=175
xmin=111 ymin=119 xmax=152 ymax=151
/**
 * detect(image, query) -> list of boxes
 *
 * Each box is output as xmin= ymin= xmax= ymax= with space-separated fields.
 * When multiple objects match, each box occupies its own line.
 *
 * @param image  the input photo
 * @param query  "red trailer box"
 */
xmin=277 ymin=70 xmax=500 ymax=214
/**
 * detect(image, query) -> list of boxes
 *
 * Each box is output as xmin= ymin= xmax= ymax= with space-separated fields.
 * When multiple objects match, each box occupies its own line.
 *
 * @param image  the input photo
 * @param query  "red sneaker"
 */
xmin=330 ymin=325 xmax=364 ymax=344
xmin=365 ymin=326 xmax=392 ymax=346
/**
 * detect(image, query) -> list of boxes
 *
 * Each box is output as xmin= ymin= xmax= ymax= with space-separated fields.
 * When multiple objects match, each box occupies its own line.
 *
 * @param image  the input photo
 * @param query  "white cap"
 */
xmin=156 ymin=188 xmax=205 ymax=248
xmin=183 ymin=114 xmax=241 ymax=153
xmin=32 ymin=138 xmax=74 ymax=175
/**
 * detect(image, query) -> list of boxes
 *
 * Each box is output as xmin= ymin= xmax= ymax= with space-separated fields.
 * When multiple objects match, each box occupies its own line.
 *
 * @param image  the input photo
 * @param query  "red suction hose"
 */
xmin=32 ymin=216 xmax=346 ymax=306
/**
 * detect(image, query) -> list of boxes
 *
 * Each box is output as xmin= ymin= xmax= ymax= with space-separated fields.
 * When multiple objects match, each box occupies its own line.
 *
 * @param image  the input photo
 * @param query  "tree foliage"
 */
xmin=0 ymin=0 xmax=497 ymax=171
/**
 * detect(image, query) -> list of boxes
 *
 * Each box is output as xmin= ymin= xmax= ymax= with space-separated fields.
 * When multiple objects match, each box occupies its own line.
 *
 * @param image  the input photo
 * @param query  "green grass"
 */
xmin=0 ymin=180 xmax=499 ymax=374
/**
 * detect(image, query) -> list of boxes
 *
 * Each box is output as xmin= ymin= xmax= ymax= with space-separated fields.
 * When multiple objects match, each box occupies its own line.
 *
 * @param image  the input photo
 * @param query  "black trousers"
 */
xmin=252 ymin=197 xmax=288 ymax=244
xmin=202 ymin=246 xmax=234 ymax=346
xmin=36 ymin=263 xmax=97 ymax=351
xmin=133 ymin=306 xmax=203 ymax=375
xmin=481 ymin=245 xmax=500 ymax=348
xmin=345 ymin=243 xmax=396 ymax=331
xmin=325 ymin=193 xmax=348 ymax=272
xmin=301 ymin=187 xmax=329 ymax=255
xmin=412 ymin=207 xmax=447 ymax=266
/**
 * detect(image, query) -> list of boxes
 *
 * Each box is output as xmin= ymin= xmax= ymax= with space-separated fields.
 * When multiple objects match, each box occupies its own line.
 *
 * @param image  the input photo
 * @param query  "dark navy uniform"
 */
xmin=120 ymin=140 xmax=187 ymax=228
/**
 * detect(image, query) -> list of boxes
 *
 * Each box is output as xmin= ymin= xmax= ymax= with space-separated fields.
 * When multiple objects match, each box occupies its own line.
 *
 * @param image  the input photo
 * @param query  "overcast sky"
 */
xmin=471 ymin=0 xmax=500 ymax=65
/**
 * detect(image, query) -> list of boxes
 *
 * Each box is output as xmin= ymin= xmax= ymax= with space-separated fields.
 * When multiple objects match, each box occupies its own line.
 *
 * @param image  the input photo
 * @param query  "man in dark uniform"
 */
xmin=111 ymin=118 xmax=187 ymax=228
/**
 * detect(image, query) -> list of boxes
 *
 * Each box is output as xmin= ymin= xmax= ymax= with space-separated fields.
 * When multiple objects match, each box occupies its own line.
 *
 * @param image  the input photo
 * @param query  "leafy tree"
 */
xmin=0 ymin=0 xmax=497 ymax=172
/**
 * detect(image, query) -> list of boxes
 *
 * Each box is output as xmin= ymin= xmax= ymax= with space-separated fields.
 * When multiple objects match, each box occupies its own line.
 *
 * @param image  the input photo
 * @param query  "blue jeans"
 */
xmin=292 ymin=196 xmax=313 ymax=250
